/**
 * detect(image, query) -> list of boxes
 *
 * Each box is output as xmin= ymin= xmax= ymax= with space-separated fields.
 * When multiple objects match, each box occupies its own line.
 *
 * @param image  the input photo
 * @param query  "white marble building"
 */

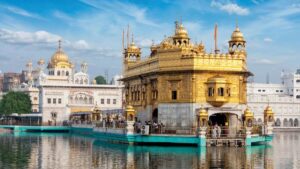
xmin=17 ymin=41 xmax=123 ymax=125
xmin=247 ymin=69 xmax=300 ymax=127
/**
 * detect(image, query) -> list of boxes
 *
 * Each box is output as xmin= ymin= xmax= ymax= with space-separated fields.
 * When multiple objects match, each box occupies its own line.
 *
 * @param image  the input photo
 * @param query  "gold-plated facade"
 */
xmin=122 ymin=21 xmax=251 ymax=128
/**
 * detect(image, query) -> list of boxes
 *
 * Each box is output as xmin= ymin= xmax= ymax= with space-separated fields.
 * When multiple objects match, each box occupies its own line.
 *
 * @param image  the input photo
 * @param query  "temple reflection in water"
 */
xmin=3 ymin=132 xmax=300 ymax=169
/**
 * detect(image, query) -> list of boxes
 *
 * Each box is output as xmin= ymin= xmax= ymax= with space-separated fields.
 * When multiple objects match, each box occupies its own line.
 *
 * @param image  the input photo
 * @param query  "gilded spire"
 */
xmin=131 ymin=33 xmax=134 ymax=43
xmin=58 ymin=39 xmax=62 ymax=51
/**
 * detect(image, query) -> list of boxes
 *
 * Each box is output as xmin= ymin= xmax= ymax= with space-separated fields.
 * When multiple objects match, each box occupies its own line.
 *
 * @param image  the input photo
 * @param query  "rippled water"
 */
xmin=0 ymin=131 xmax=299 ymax=169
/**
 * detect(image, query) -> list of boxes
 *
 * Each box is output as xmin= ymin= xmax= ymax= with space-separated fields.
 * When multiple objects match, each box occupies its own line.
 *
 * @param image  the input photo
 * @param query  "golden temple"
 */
xmin=122 ymin=21 xmax=254 ymax=131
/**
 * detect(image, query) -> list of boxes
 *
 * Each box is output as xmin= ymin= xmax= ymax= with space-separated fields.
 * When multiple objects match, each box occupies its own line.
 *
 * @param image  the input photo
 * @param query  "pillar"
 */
xmin=198 ymin=107 xmax=208 ymax=147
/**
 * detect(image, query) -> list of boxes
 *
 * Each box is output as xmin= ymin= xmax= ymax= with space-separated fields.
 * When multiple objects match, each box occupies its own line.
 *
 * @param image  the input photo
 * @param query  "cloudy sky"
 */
xmin=0 ymin=0 xmax=299 ymax=82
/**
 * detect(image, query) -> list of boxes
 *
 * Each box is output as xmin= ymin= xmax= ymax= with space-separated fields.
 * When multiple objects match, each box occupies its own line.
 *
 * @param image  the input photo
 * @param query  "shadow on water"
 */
xmin=1 ymin=132 xmax=295 ymax=169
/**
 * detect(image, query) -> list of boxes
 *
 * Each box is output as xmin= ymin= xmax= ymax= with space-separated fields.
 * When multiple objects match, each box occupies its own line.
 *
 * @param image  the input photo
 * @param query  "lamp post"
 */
xmin=244 ymin=107 xmax=254 ymax=136
xmin=198 ymin=106 xmax=208 ymax=147
xmin=264 ymin=106 xmax=274 ymax=135
xmin=125 ymin=105 xmax=136 ymax=135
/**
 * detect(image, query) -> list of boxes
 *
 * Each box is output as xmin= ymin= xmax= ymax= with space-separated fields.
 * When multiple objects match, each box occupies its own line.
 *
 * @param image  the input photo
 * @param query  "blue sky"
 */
xmin=0 ymin=0 xmax=300 ymax=82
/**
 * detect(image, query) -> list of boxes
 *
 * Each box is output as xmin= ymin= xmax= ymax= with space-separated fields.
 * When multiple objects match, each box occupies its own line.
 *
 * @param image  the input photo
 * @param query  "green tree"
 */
xmin=95 ymin=75 xmax=107 ymax=84
xmin=0 ymin=91 xmax=32 ymax=115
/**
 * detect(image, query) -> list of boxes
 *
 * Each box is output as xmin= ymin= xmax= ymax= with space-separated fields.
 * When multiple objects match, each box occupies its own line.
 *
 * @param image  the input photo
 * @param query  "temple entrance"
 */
xmin=152 ymin=108 xmax=158 ymax=123
xmin=209 ymin=114 xmax=227 ymax=126
xmin=209 ymin=113 xmax=240 ymax=138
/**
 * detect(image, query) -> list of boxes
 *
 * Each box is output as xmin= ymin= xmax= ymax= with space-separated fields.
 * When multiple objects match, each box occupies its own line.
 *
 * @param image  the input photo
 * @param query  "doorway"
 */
xmin=209 ymin=113 xmax=227 ymax=126
xmin=152 ymin=108 xmax=158 ymax=123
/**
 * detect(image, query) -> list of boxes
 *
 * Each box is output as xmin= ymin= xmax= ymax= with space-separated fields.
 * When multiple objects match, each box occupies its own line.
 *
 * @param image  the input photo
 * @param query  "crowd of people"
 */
xmin=134 ymin=120 xmax=165 ymax=134
xmin=211 ymin=124 xmax=222 ymax=138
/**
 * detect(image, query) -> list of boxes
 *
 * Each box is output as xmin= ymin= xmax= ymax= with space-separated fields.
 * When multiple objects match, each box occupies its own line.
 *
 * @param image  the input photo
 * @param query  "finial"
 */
xmin=122 ymin=29 xmax=124 ymax=50
xmin=214 ymin=23 xmax=219 ymax=54
xmin=235 ymin=17 xmax=239 ymax=28
xmin=127 ymin=24 xmax=130 ymax=47
xmin=58 ymin=39 xmax=62 ymax=51
xmin=131 ymin=33 xmax=134 ymax=43
xmin=175 ymin=21 xmax=179 ymax=29
xmin=151 ymin=39 xmax=154 ymax=45
xmin=180 ymin=16 xmax=182 ymax=25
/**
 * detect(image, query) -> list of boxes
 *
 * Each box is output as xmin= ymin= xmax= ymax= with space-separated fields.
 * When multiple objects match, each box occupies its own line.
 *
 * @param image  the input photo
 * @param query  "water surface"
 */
xmin=0 ymin=131 xmax=299 ymax=169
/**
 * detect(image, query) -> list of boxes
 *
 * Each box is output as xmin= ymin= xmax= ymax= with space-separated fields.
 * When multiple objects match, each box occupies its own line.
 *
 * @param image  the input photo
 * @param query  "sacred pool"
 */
xmin=0 ymin=131 xmax=298 ymax=169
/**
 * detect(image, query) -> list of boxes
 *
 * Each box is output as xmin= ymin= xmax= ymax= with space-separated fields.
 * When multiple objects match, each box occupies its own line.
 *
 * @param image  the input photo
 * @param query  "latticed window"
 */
xmin=218 ymin=87 xmax=224 ymax=96
xmin=208 ymin=87 xmax=214 ymax=96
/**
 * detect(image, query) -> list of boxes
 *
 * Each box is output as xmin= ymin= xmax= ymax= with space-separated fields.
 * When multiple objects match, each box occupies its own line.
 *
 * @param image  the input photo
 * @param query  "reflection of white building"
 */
xmin=17 ymin=41 xmax=123 ymax=125
xmin=247 ymin=69 xmax=300 ymax=127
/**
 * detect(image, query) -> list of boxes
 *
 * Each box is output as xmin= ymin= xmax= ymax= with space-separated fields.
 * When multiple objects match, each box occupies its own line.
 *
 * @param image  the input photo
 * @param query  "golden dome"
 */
xmin=199 ymin=107 xmax=208 ymax=117
xmin=264 ymin=106 xmax=273 ymax=114
xmin=128 ymin=42 xmax=138 ymax=50
xmin=51 ymin=50 xmax=69 ymax=63
xmin=244 ymin=107 xmax=254 ymax=117
xmin=175 ymin=24 xmax=188 ymax=37
xmin=48 ymin=40 xmax=72 ymax=69
xmin=231 ymin=27 xmax=245 ymax=41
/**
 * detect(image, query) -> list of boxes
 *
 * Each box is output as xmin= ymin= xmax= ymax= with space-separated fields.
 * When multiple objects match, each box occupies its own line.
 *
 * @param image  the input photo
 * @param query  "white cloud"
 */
xmin=0 ymin=28 xmax=60 ymax=44
xmin=254 ymin=58 xmax=275 ymax=65
xmin=263 ymin=37 xmax=272 ymax=42
xmin=1 ymin=5 xmax=40 ymax=19
xmin=79 ymin=0 xmax=158 ymax=27
xmin=0 ymin=28 xmax=93 ymax=51
xmin=72 ymin=40 xmax=90 ymax=50
xmin=211 ymin=1 xmax=249 ymax=15
xmin=138 ymin=39 xmax=153 ymax=48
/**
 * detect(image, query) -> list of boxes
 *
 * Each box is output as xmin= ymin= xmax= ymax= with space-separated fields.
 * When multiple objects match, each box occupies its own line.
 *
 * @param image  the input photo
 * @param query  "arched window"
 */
xmin=208 ymin=87 xmax=214 ymax=97
xmin=218 ymin=87 xmax=224 ymax=96
xmin=294 ymin=119 xmax=299 ymax=127
xmin=80 ymin=79 xmax=83 ymax=84
xmin=57 ymin=71 xmax=60 ymax=76
xmin=275 ymin=118 xmax=281 ymax=126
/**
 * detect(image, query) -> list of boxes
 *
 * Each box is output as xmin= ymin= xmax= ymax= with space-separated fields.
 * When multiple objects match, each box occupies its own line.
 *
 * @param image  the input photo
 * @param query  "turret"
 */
xmin=172 ymin=21 xmax=190 ymax=47
xmin=243 ymin=107 xmax=254 ymax=127
xmin=229 ymin=26 xmax=246 ymax=55
xmin=264 ymin=106 xmax=274 ymax=124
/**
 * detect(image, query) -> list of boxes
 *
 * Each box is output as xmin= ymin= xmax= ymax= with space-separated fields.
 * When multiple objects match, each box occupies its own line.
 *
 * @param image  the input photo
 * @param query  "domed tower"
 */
xmin=47 ymin=40 xmax=73 ymax=77
xmin=173 ymin=21 xmax=190 ymax=47
xmin=123 ymin=34 xmax=141 ymax=63
xmin=228 ymin=25 xmax=246 ymax=55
